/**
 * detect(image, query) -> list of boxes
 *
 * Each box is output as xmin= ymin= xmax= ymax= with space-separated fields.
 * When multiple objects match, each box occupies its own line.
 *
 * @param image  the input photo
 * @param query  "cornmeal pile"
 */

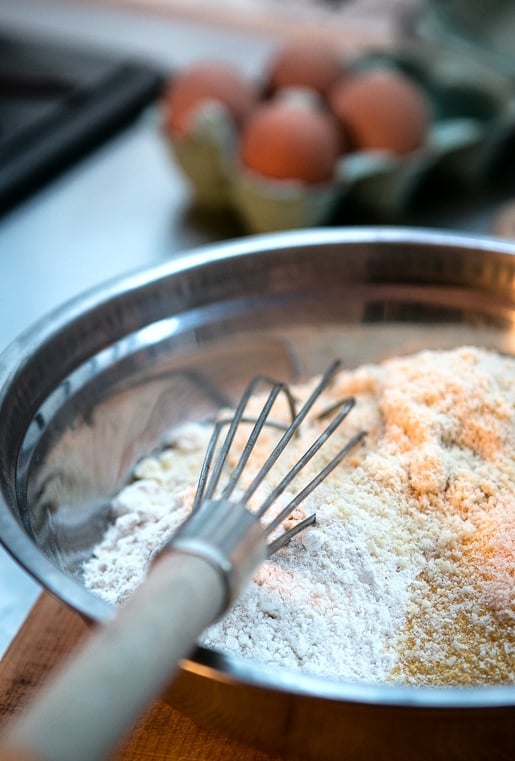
xmin=83 ymin=346 xmax=515 ymax=686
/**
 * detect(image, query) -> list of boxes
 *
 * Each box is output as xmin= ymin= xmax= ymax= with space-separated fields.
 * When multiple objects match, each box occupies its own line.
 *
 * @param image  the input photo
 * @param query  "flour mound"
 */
xmin=82 ymin=347 xmax=515 ymax=685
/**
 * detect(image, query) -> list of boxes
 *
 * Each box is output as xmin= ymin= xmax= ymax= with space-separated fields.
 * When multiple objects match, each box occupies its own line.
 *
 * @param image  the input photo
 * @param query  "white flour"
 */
xmin=83 ymin=346 xmax=515 ymax=685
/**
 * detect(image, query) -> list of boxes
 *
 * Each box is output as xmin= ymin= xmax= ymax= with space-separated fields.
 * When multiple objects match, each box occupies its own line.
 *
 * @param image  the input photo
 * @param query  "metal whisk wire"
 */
xmin=192 ymin=374 xmax=297 ymax=512
xmin=191 ymin=360 xmax=366 ymax=555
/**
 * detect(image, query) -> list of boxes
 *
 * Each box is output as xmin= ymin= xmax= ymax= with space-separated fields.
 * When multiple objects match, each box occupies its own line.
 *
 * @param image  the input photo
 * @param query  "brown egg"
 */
xmin=163 ymin=61 xmax=255 ymax=137
xmin=240 ymin=99 xmax=341 ymax=184
xmin=267 ymin=40 xmax=344 ymax=97
xmin=329 ymin=68 xmax=431 ymax=155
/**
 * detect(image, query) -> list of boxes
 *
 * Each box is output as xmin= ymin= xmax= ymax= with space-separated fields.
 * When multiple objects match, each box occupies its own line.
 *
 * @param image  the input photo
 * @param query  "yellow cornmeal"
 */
xmin=83 ymin=346 xmax=515 ymax=686
xmin=335 ymin=346 xmax=514 ymax=685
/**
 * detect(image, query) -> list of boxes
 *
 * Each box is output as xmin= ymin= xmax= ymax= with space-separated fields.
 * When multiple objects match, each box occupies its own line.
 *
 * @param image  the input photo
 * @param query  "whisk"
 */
xmin=0 ymin=361 xmax=365 ymax=761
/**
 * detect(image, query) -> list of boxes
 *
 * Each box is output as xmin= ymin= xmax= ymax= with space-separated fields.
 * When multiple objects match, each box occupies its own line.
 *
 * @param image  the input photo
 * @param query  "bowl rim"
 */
xmin=1 ymin=225 xmax=515 ymax=708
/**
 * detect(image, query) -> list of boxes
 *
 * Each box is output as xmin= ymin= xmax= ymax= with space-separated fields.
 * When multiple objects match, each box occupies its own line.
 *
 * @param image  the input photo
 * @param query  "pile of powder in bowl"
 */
xmin=82 ymin=346 xmax=515 ymax=686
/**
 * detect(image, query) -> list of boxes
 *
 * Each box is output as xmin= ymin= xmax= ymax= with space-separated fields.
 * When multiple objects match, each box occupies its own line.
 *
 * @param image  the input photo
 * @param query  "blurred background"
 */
xmin=1 ymin=0 xmax=515 ymax=657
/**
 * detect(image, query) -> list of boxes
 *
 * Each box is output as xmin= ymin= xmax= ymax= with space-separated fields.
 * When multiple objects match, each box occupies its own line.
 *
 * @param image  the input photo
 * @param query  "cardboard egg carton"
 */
xmin=164 ymin=45 xmax=515 ymax=232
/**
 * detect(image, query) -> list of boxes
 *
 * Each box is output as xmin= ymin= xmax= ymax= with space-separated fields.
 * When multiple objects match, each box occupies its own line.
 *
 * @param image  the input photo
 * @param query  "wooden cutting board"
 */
xmin=0 ymin=592 xmax=283 ymax=760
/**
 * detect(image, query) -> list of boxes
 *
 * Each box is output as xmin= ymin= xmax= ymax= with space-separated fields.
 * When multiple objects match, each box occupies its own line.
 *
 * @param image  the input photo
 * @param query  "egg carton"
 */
xmin=165 ymin=46 xmax=515 ymax=232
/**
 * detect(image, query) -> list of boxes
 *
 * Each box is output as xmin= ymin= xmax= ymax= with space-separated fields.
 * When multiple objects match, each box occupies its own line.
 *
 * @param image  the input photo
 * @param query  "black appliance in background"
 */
xmin=0 ymin=31 xmax=165 ymax=213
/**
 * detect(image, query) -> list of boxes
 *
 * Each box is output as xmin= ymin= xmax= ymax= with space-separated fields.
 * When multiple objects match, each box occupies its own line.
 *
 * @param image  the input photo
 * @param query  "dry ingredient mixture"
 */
xmin=82 ymin=346 xmax=515 ymax=686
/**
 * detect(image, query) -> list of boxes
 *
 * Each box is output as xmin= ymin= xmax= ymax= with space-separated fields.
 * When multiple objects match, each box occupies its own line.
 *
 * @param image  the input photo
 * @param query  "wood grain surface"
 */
xmin=0 ymin=593 xmax=284 ymax=761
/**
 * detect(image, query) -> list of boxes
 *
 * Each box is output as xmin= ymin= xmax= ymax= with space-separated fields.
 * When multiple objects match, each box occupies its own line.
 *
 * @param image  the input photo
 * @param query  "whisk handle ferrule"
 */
xmin=160 ymin=499 xmax=267 ymax=615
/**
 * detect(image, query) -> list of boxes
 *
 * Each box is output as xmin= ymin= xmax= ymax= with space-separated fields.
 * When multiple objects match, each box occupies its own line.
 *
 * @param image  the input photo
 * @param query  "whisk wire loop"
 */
xmin=220 ymin=382 xmax=295 ymax=502
xmin=266 ymin=428 xmax=367 ymax=551
xmin=240 ymin=359 xmax=342 ymax=506
xmin=192 ymin=375 xmax=297 ymax=512
xmin=189 ymin=359 xmax=367 ymax=563
xmin=256 ymin=398 xmax=356 ymax=530
xmin=255 ymin=396 xmax=355 ymax=521
xmin=266 ymin=513 xmax=317 ymax=556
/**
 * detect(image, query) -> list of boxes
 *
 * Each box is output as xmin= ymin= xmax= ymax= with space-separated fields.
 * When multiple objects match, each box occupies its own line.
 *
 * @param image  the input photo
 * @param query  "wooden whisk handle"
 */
xmin=0 ymin=552 xmax=225 ymax=761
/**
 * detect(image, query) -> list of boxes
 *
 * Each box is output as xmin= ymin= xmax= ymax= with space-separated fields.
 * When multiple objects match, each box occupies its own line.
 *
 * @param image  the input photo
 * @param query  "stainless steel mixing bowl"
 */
xmin=1 ymin=228 xmax=514 ymax=760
